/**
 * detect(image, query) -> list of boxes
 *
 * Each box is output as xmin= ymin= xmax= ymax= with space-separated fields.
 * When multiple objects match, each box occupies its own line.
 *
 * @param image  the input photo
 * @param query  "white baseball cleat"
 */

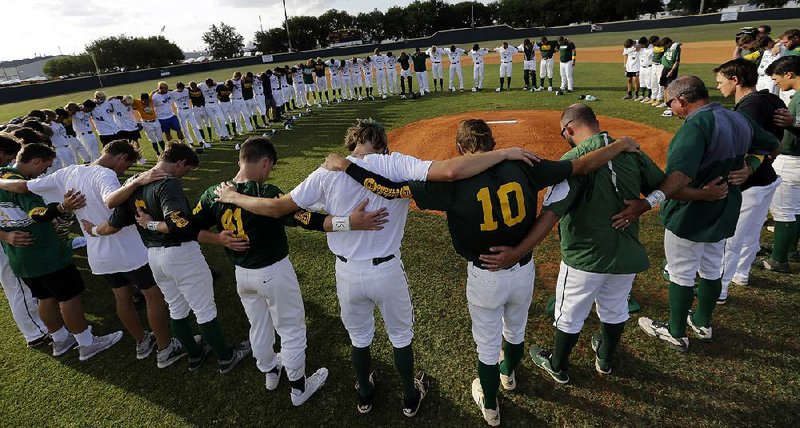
xmin=265 ymin=354 xmax=283 ymax=390
xmin=202 ymin=142 xmax=212 ymax=149
xmin=471 ymin=378 xmax=500 ymax=426
xmin=290 ymin=367 xmax=329 ymax=406
xmin=471 ymin=87 xmax=477 ymax=92
xmin=638 ymin=317 xmax=688 ymax=352
xmin=382 ymin=94 xmax=387 ymax=99
xmin=548 ymin=86 xmax=553 ymax=91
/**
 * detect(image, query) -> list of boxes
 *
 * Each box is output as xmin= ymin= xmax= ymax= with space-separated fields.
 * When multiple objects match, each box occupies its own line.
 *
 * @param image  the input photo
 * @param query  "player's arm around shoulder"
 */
xmin=570 ymin=137 xmax=640 ymax=176
xmin=426 ymin=148 xmax=540 ymax=182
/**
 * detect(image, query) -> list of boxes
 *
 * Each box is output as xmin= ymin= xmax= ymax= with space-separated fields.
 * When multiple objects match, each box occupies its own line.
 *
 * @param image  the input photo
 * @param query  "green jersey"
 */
xmin=784 ymin=47 xmax=800 ymax=56
xmin=302 ymin=65 xmax=315 ymax=84
xmin=411 ymin=52 xmax=428 ymax=72
xmin=780 ymin=94 xmax=800 ymax=156
xmin=661 ymin=43 xmax=680 ymax=69
xmin=109 ymin=176 xmax=197 ymax=248
xmin=661 ymin=103 xmax=779 ymax=242
xmin=544 ymin=133 xmax=666 ymax=274
xmin=652 ymin=45 xmax=665 ymax=63
xmin=408 ymin=160 xmax=573 ymax=265
xmin=0 ymin=168 xmax=72 ymax=278
xmin=558 ymin=42 xmax=576 ymax=62
xmin=538 ymin=41 xmax=558 ymax=60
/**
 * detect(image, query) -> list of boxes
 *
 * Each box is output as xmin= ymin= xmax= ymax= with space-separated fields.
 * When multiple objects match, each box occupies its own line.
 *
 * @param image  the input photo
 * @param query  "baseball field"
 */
xmin=1 ymin=18 xmax=799 ymax=427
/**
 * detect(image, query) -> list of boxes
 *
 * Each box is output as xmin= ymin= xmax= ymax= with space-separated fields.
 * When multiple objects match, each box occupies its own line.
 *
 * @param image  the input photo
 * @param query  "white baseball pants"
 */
xmin=363 ymin=72 xmax=373 ymax=88
xmin=54 ymin=146 xmax=75 ymax=170
xmin=350 ymin=75 xmax=362 ymax=95
xmin=540 ymin=58 xmax=554 ymax=79
xmin=500 ymin=62 xmax=513 ymax=78
xmin=231 ymin=98 xmax=253 ymax=133
xmin=720 ymin=179 xmax=781 ymax=297
xmin=416 ymin=71 xmax=429 ymax=93
xmin=281 ymin=87 xmax=293 ymax=106
xmin=449 ymin=64 xmax=464 ymax=89
xmin=473 ymin=64 xmax=485 ymax=89
xmin=219 ymin=101 xmax=234 ymax=127
xmin=553 ymin=261 xmax=634 ymax=334
xmin=757 ymin=75 xmax=779 ymax=94
xmin=177 ymin=108 xmax=202 ymax=144
xmin=665 ymin=229 xmax=725 ymax=287
xmin=67 ymin=136 xmax=91 ymax=163
xmin=334 ymin=256 xmax=413 ymax=349
xmin=245 ymin=98 xmax=259 ymax=117
xmin=466 ymin=260 xmax=534 ymax=365
xmin=294 ymin=83 xmax=306 ymax=108
xmin=770 ymin=155 xmax=800 ymax=222
xmin=559 ymin=61 xmax=574 ymax=90
xmin=523 ymin=60 xmax=536 ymax=71
xmin=254 ymin=97 xmax=267 ymax=116
xmin=431 ymin=63 xmax=443 ymax=79
xmin=387 ymin=70 xmax=398 ymax=94
xmin=0 ymin=249 xmax=47 ymax=343
xmin=76 ymin=131 xmax=100 ymax=162
xmin=193 ymin=106 xmax=211 ymax=128
xmin=640 ymin=66 xmax=652 ymax=90
xmin=204 ymin=103 xmax=229 ymax=138
xmin=330 ymin=74 xmax=341 ymax=91
xmin=235 ymin=257 xmax=307 ymax=381
xmin=141 ymin=120 xmax=162 ymax=144
xmin=375 ymin=70 xmax=387 ymax=95
xmin=651 ymin=64 xmax=665 ymax=100
xmin=315 ymin=77 xmax=328 ymax=92
xmin=148 ymin=242 xmax=217 ymax=324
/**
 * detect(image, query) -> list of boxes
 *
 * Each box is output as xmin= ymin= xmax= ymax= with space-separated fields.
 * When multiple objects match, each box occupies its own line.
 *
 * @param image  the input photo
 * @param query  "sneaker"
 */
xmin=687 ymin=312 xmax=713 ymax=341
xmin=731 ymin=278 xmax=748 ymax=287
xmin=78 ymin=331 xmax=124 ymax=362
xmin=290 ymin=367 xmax=329 ymax=406
xmin=657 ymin=102 xmax=667 ymax=108
xmin=661 ymin=109 xmax=673 ymax=117
xmin=471 ymin=378 xmax=500 ymax=427
xmin=529 ymin=344 xmax=569 ymax=384
xmin=52 ymin=334 xmax=77 ymax=356
xmin=761 ymin=257 xmax=790 ymax=273
xmin=156 ymin=338 xmax=188 ymax=368
xmin=27 ymin=334 xmax=52 ymax=349
xmin=716 ymin=297 xmax=727 ymax=305
xmin=135 ymin=331 xmax=156 ymax=360
xmin=590 ymin=334 xmax=612 ymax=375
xmin=266 ymin=354 xmax=283 ymax=391
xmin=355 ymin=371 xmax=376 ymax=414
xmin=219 ymin=340 xmax=252 ymax=374
xmin=402 ymin=371 xmax=430 ymax=417
xmin=622 ymin=95 xmax=633 ymax=100
xmin=188 ymin=335 xmax=212 ymax=371
xmin=638 ymin=317 xmax=688 ymax=352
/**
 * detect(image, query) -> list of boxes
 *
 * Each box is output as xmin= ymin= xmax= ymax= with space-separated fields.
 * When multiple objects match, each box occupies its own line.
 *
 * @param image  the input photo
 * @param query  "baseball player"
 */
xmin=0 ymin=134 xmax=49 ymax=348
xmin=188 ymin=82 xmax=214 ymax=141
xmin=638 ymin=37 xmax=655 ymax=103
xmin=622 ymin=39 xmax=641 ymax=100
xmin=649 ymin=37 xmax=665 ymax=106
xmin=629 ymin=76 xmax=779 ymax=351
xmin=108 ymin=97 xmax=143 ymax=147
xmin=230 ymin=72 xmax=254 ymax=134
xmin=269 ymin=68 xmax=286 ymax=122
xmin=314 ymin=58 xmax=330 ymax=105
xmin=468 ymin=44 xmax=489 ymax=91
xmin=445 ymin=45 xmax=466 ymax=91
xmin=756 ymin=37 xmax=781 ymax=94
xmin=282 ymin=66 xmax=296 ymax=113
xmin=762 ymin=56 xmax=800 ymax=272
xmin=518 ymin=39 xmax=539 ymax=91
xmin=361 ymin=57 xmax=375 ymax=101
xmin=43 ymin=110 xmax=76 ymax=170
xmin=289 ymin=67 xmax=305 ymax=109
xmin=411 ymin=48 xmax=429 ymax=95
xmin=713 ymin=59 xmax=784 ymax=301
xmin=219 ymin=79 xmax=238 ymax=136
xmin=66 ymin=102 xmax=100 ymax=162
xmin=242 ymin=73 xmax=265 ymax=129
xmin=658 ymin=38 xmax=681 ymax=115
xmin=558 ymin=37 xmax=577 ymax=93
xmin=260 ymin=71 xmax=280 ymax=123
xmin=250 ymin=74 xmax=269 ymax=127
xmin=328 ymin=58 xmax=343 ymax=102
xmin=151 ymin=82 xmax=186 ymax=145
xmin=131 ymin=93 xmax=165 ymax=155
xmin=173 ymin=82 xmax=210 ymax=149
xmin=54 ymin=108 xmax=92 ymax=165
xmin=340 ymin=60 xmax=353 ymax=101
xmin=85 ymin=143 xmax=252 ymax=372
xmin=89 ymin=91 xmax=122 ymax=146
xmin=198 ymin=78 xmax=230 ymax=141
xmin=349 ymin=57 xmax=364 ymax=100
xmin=397 ymin=52 xmax=413 ymax=98
xmin=494 ymin=42 xmax=519 ymax=91
xmin=320 ymin=118 xmax=639 ymax=426
xmin=370 ymin=49 xmax=388 ymax=98
xmin=426 ymin=46 xmax=445 ymax=92
xmin=386 ymin=52 xmax=399 ymax=96
xmin=0 ymin=140 xmax=186 ymax=367
xmin=0 ymin=143 xmax=123 ymax=360
xmin=301 ymin=61 xmax=316 ymax=106
xmin=537 ymin=37 xmax=558 ymax=91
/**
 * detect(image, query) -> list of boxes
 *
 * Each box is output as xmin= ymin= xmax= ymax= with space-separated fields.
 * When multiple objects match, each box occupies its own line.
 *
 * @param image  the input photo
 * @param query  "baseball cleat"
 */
xmin=52 ymin=334 xmax=77 ymax=357
xmin=716 ymin=297 xmax=727 ymax=305
xmin=641 ymin=97 xmax=652 ymax=103
xmin=202 ymin=142 xmax=212 ymax=149
xmin=135 ymin=331 xmax=156 ymax=360
xmin=590 ymin=334 xmax=612 ymax=375
xmin=556 ymin=89 xmax=565 ymax=96
xmin=548 ymin=86 xmax=553 ymax=91
xmin=656 ymin=102 xmax=668 ymax=108
xmin=79 ymin=330 xmax=124 ymax=362
xmin=403 ymin=371 xmax=430 ymax=417
xmin=499 ymin=370 xmax=516 ymax=391
xmin=471 ymin=378 xmax=500 ymax=426
xmin=529 ymin=344 xmax=569 ymax=384
xmin=471 ymin=87 xmax=477 ymax=92
xmin=156 ymin=338 xmax=187 ymax=369
xmin=382 ymin=94 xmax=387 ymax=99
xmin=355 ymin=370 xmax=376 ymax=414
xmin=266 ymin=354 xmax=283 ymax=390
xmin=188 ymin=335 xmax=212 ymax=371
xmin=219 ymin=340 xmax=252 ymax=374
xmin=687 ymin=312 xmax=713 ymax=342
xmin=291 ymin=367 xmax=329 ymax=406
xmin=622 ymin=95 xmax=633 ymax=100
xmin=459 ymin=88 xmax=464 ymax=91
xmin=400 ymin=95 xmax=406 ymax=99
xmin=760 ymin=257 xmax=790 ymax=273
xmin=566 ymin=89 xmax=573 ymax=93
xmin=27 ymin=334 xmax=52 ymax=349
xmin=638 ymin=317 xmax=689 ymax=352
xmin=731 ymin=278 xmax=748 ymax=287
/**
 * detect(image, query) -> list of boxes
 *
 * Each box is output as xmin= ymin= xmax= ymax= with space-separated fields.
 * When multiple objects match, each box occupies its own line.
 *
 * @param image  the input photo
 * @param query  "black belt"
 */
xmin=474 ymin=62 xmax=482 ymax=64
xmin=474 ymin=252 xmax=532 ymax=271
xmin=336 ymin=254 xmax=395 ymax=266
xmin=207 ymin=101 xmax=216 ymax=103
xmin=432 ymin=61 xmax=441 ymax=63
xmin=180 ymin=107 xmax=190 ymax=109
xmin=641 ymin=65 xmax=652 ymax=68
xmin=79 ymin=131 xmax=93 ymax=135
xmin=502 ymin=61 xmax=512 ymax=63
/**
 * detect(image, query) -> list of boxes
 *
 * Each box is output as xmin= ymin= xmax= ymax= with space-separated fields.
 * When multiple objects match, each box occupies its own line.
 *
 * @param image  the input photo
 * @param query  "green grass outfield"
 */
xmin=1 ymin=27 xmax=800 ymax=428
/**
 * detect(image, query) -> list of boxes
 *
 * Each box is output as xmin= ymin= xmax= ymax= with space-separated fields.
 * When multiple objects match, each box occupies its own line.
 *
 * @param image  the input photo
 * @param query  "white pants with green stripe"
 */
xmin=553 ymin=261 xmax=633 ymax=334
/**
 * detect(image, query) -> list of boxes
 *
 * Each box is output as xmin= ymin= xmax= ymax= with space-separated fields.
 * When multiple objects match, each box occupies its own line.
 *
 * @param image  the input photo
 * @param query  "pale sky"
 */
xmin=1 ymin=0 xmax=485 ymax=61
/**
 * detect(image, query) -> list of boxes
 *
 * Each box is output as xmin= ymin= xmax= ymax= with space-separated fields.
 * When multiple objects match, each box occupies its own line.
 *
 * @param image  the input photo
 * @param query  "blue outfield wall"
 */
xmin=2 ymin=7 xmax=799 ymax=105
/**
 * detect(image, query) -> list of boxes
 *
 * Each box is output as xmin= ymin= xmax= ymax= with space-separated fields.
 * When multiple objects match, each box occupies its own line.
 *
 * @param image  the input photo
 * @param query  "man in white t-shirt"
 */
xmin=150 ymin=82 xmax=186 ymax=145
xmin=215 ymin=118 xmax=538 ymax=419
xmin=0 ymin=140 xmax=186 ymax=367
xmin=88 ymin=92 xmax=121 ymax=147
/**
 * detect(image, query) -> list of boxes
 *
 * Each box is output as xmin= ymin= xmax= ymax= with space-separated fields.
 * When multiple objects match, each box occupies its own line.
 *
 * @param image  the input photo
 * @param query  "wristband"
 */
xmin=332 ymin=216 xmax=351 ymax=232
xmin=645 ymin=190 xmax=666 ymax=208
xmin=147 ymin=221 xmax=160 ymax=231
xmin=91 ymin=226 xmax=99 ymax=237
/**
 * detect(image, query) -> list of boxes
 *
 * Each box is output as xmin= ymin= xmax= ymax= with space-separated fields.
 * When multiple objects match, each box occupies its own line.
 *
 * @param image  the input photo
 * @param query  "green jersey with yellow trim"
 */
xmin=651 ymin=45 xmax=665 ymax=63
xmin=558 ymin=42 xmax=576 ymax=62
xmin=0 ymin=168 xmax=72 ymax=278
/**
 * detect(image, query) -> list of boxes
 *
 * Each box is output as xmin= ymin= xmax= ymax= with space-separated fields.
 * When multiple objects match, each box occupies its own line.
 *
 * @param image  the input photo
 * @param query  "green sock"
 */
xmin=793 ymin=215 xmax=800 ymax=254
xmin=352 ymin=345 xmax=373 ymax=399
xmin=598 ymin=322 xmax=625 ymax=361
xmin=393 ymin=344 xmax=417 ymax=407
xmin=771 ymin=221 xmax=798 ymax=263
xmin=170 ymin=316 xmax=201 ymax=357
xmin=668 ymin=282 xmax=695 ymax=338
xmin=477 ymin=361 xmax=499 ymax=410
xmin=500 ymin=341 xmax=524 ymax=376
xmin=198 ymin=317 xmax=232 ymax=361
xmin=551 ymin=330 xmax=580 ymax=372
xmin=693 ymin=278 xmax=722 ymax=327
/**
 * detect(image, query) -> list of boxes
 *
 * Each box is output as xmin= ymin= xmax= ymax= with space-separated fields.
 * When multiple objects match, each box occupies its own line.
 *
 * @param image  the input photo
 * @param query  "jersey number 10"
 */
xmin=476 ymin=182 xmax=526 ymax=232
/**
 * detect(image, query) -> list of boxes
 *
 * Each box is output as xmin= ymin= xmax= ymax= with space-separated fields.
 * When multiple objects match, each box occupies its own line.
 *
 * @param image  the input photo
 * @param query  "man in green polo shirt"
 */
xmin=779 ymin=29 xmax=800 ymax=56
xmin=659 ymin=37 xmax=681 ymax=115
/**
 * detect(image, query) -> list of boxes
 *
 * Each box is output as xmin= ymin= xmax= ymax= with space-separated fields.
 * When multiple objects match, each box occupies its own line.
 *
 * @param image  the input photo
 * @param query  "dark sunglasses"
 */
xmin=666 ymin=95 xmax=681 ymax=109
xmin=560 ymin=120 xmax=573 ymax=140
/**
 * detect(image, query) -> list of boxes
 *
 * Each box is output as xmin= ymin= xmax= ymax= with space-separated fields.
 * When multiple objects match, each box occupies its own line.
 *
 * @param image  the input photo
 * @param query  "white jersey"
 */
xmin=341 ymin=61 xmax=351 ymax=77
xmin=623 ymin=47 xmax=641 ymax=72
xmin=445 ymin=48 xmax=465 ymax=64
xmin=293 ymin=70 xmax=303 ymax=84
xmin=370 ymin=54 xmax=387 ymax=70
xmin=469 ymin=48 xmax=489 ymax=64
xmin=639 ymin=44 xmax=654 ymax=68
xmin=386 ymin=56 xmax=397 ymax=72
xmin=90 ymin=100 xmax=119 ymax=135
xmin=27 ymin=165 xmax=149 ymax=275
xmin=253 ymin=77 xmax=265 ymax=96
xmin=495 ymin=46 xmax=519 ymax=62
xmin=362 ymin=61 xmax=373 ymax=76
xmin=426 ymin=48 xmax=444 ymax=64
xmin=517 ymin=44 xmax=540 ymax=61
xmin=150 ymin=92 xmax=176 ymax=120
xmin=199 ymin=83 xmax=218 ymax=103
xmin=49 ymin=122 xmax=70 ymax=148
xmin=110 ymin=98 xmax=138 ymax=131
xmin=171 ymin=89 xmax=192 ymax=109
xmin=269 ymin=74 xmax=280 ymax=91
xmin=72 ymin=111 xmax=94 ymax=133
xmin=351 ymin=59 xmax=362 ymax=75
xmin=231 ymin=78 xmax=244 ymax=98
xmin=290 ymin=152 xmax=432 ymax=260
xmin=328 ymin=60 xmax=340 ymax=75
xmin=758 ymin=49 xmax=782 ymax=76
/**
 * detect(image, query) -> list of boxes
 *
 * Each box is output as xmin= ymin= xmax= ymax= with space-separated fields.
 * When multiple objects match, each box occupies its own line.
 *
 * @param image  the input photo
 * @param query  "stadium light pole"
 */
xmin=283 ymin=0 xmax=293 ymax=52
xmin=699 ymin=0 xmax=705 ymax=14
